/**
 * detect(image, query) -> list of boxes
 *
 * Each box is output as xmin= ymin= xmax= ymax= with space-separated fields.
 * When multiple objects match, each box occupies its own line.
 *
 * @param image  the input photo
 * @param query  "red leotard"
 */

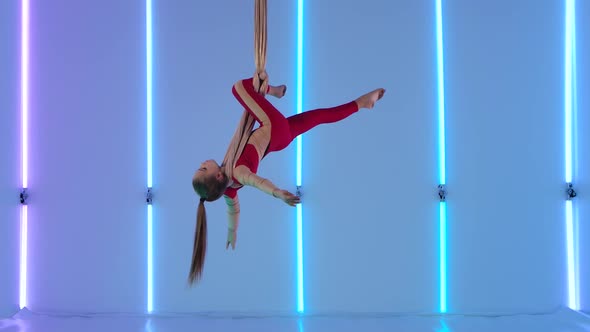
xmin=224 ymin=78 xmax=359 ymax=199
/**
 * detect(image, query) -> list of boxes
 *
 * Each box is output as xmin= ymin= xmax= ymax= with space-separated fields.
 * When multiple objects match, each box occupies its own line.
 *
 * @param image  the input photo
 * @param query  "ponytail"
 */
xmin=188 ymin=198 xmax=208 ymax=284
xmin=189 ymin=169 xmax=230 ymax=284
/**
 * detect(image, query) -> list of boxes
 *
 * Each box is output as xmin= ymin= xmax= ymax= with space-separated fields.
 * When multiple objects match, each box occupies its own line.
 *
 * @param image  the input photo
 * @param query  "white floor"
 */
xmin=1 ymin=308 xmax=590 ymax=332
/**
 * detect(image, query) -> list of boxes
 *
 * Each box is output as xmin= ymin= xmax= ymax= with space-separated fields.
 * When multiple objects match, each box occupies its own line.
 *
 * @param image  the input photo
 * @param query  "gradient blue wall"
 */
xmin=26 ymin=1 xmax=146 ymax=313
xmin=444 ymin=0 xmax=565 ymax=313
xmin=0 ymin=0 xmax=588 ymax=317
xmin=153 ymin=0 xmax=297 ymax=313
xmin=0 ymin=0 xmax=20 ymax=318
xmin=303 ymin=0 xmax=438 ymax=313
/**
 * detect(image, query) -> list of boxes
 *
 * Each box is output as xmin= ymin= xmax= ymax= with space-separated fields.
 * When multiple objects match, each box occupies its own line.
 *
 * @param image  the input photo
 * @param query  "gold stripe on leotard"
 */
xmin=234 ymin=80 xmax=271 ymax=161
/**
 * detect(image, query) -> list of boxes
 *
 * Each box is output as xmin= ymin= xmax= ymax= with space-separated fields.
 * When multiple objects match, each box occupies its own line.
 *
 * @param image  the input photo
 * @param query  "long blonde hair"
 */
xmin=188 ymin=171 xmax=230 ymax=284
xmin=188 ymin=198 xmax=208 ymax=283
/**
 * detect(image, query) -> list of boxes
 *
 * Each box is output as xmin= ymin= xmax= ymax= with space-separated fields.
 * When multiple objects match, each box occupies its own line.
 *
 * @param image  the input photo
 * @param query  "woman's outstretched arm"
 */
xmin=234 ymin=165 xmax=301 ymax=206
xmin=223 ymin=193 xmax=240 ymax=250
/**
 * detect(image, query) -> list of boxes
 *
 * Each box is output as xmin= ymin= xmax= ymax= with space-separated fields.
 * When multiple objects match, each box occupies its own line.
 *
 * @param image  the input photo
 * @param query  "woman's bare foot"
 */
xmin=355 ymin=88 xmax=386 ymax=109
xmin=268 ymin=85 xmax=287 ymax=98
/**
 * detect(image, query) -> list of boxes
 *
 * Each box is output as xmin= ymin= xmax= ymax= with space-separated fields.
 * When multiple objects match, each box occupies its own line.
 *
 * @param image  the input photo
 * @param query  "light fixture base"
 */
xmin=437 ymin=184 xmax=447 ymax=202
xmin=566 ymin=183 xmax=577 ymax=200
xmin=146 ymin=187 xmax=153 ymax=205
xmin=19 ymin=188 xmax=28 ymax=205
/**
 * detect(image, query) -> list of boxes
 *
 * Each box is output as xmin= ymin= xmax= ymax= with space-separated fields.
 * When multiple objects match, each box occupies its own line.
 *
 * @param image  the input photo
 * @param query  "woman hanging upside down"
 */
xmin=188 ymin=76 xmax=385 ymax=283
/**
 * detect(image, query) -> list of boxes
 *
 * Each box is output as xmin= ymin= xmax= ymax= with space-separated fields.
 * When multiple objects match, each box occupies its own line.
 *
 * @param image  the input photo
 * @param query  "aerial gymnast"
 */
xmin=187 ymin=0 xmax=385 ymax=284
xmin=188 ymin=76 xmax=385 ymax=283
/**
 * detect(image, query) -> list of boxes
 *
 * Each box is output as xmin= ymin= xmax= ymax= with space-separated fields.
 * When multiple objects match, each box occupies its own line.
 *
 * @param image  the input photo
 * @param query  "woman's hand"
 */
xmin=226 ymin=228 xmax=237 ymax=250
xmin=273 ymin=189 xmax=301 ymax=206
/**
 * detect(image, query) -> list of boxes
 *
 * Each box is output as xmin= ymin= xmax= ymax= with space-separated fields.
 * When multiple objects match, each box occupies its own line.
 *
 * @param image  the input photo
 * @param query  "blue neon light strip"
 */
xmin=435 ymin=0 xmax=447 ymax=313
xmin=435 ymin=0 xmax=446 ymax=186
xmin=439 ymin=202 xmax=447 ymax=312
xmin=564 ymin=0 xmax=578 ymax=310
xmin=20 ymin=0 xmax=30 ymax=310
xmin=146 ymin=0 xmax=154 ymax=313
xmin=565 ymin=201 xmax=576 ymax=308
xmin=564 ymin=0 xmax=573 ymax=184
xmin=296 ymin=0 xmax=305 ymax=314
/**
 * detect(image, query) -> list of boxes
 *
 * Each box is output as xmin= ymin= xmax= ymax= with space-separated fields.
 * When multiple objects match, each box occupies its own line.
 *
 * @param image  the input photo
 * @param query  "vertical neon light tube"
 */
xmin=146 ymin=0 xmax=154 ymax=314
xmin=564 ymin=0 xmax=578 ymax=310
xmin=296 ymin=0 xmax=305 ymax=314
xmin=20 ymin=0 xmax=29 ymax=310
xmin=298 ymin=319 xmax=304 ymax=332
xmin=435 ymin=0 xmax=447 ymax=313
xmin=438 ymin=320 xmax=450 ymax=332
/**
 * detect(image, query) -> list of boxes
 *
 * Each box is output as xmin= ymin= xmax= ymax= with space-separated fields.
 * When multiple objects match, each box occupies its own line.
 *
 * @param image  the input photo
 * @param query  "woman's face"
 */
xmin=194 ymin=159 xmax=221 ymax=182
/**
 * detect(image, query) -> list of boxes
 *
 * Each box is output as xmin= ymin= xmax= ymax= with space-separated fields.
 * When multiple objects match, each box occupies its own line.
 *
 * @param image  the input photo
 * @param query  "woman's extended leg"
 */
xmin=285 ymin=88 xmax=386 ymax=143
xmin=232 ymin=78 xmax=385 ymax=154
xmin=285 ymin=102 xmax=359 ymax=140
